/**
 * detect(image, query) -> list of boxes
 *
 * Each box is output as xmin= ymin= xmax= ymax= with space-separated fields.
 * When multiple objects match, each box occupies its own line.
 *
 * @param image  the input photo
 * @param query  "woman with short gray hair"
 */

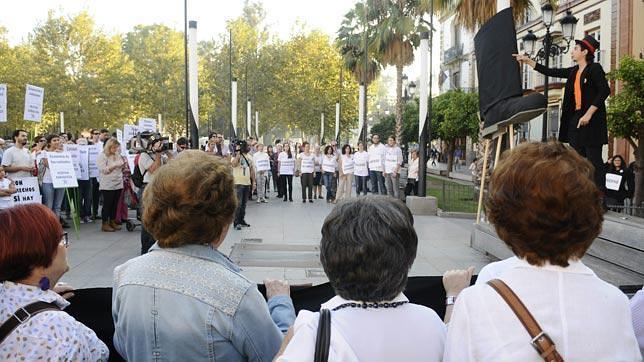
xmin=275 ymin=196 xmax=446 ymax=361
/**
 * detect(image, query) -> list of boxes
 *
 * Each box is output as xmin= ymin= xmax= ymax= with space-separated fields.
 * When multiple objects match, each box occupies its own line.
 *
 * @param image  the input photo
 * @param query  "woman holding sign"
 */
xmin=39 ymin=135 xmax=69 ymax=228
xmin=322 ymin=145 xmax=338 ymax=203
xmin=604 ymin=155 xmax=634 ymax=210
xmin=97 ymin=138 xmax=124 ymax=232
xmin=298 ymin=142 xmax=316 ymax=203
xmin=336 ymin=144 xmax=354 ymax=201
xmin=278 ymin=144 xmax=295 ymax=202
xmin=253 ymin=144 xmax=271 ymax=203
xmin=354 ymin=141 xmax=369 ymax=196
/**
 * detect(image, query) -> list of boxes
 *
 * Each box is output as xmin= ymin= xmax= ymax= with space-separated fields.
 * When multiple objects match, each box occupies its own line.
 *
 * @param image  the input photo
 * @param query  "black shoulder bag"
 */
xmin=0 ymin=301 xmax=61 ymax=345
xmin=314 ymin=308 xmax=331 ymax=362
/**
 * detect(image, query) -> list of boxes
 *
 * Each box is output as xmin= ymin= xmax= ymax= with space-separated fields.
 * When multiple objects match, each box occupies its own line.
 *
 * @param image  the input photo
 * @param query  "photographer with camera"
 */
xmin=137 ymin=132 xmax=173 ymax=253
xmin=231 ymin=139 xmax=255 ymax=230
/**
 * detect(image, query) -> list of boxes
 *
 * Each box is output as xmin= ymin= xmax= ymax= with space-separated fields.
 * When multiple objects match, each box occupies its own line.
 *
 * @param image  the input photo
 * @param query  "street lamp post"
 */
xmin=521 ymin=6 xmax=578 ymax=142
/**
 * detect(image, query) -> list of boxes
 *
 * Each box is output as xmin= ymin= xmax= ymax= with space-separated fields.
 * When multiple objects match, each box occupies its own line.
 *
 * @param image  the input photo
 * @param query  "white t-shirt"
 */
xmin=0 ymin=178 xmax=15 ymax=209
xmin=444 ymin=259 xmax=641 ymax=361
xmin=322 ymin=155 xmax=337 ymax=173
xmin=276 ymin=293 xmax=446 ymax=362
xmin=341 ymin=155 xmax=354 ymax=175
xmin=1 ymin=146 xmax=33 ymax=179
xmin=278 ymin=152 xmax=295 ymax=175
xmin=40 ymin=151 xmax=54 ymax=184
xmin=299 ymin=153 xmax=316 ymax=174
xmin=368 ymin=143 xmax=386 ymax=172
xmin=253 ymin=152 xmax=271 ymax=172
xmin=384 ymin=146 xmax=403 ymax=174
xmin=353 ymin=151 xmax=369 ymax=177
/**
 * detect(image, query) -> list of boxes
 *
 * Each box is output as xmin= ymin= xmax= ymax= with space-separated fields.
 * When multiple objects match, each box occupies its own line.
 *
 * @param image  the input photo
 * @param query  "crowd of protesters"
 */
xmin=1 ymin=128 xmax=643 ymax=361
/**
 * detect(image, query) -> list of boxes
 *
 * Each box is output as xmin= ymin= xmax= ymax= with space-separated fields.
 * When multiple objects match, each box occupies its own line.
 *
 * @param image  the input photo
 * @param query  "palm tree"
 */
xmin=337 ymin=2 xmax=381 ymax=86
xmin=437 ymin=0 xmax=535 ymax=32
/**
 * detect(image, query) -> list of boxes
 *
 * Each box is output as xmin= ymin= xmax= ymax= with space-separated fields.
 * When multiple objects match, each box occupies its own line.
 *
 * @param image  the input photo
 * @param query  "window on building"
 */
xmin=452 ymin=23 xmax=460 ymax=49
xmin=548 ymin=106 xmax=560 ymax=139
xmin=452 ymin=71 xmax=460 ymax=89
xmin=585 ymin=28 xmax=601 ymax=65
xmin=522 ymin=63 xmax=532 ymax=89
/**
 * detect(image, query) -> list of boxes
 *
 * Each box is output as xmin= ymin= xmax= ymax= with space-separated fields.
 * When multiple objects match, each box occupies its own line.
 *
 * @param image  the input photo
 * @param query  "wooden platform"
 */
xmin=471 ymin=213 xmax=644 ymax=287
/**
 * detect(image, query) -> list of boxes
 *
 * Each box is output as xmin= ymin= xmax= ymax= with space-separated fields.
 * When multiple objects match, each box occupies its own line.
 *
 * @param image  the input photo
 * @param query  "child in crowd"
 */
xmin=0 ymin=165 xmax=17 ymax=209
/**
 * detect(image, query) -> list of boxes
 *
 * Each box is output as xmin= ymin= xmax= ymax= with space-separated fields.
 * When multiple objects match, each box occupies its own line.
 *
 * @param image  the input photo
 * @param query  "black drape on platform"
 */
xmin=65 ymin=276 xmax=475 ymax=361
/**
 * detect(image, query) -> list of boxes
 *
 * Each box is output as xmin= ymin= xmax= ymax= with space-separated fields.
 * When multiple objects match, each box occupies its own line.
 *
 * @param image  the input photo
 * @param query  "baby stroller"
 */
xmin=114 ymin=158 xmax=141 ymax=232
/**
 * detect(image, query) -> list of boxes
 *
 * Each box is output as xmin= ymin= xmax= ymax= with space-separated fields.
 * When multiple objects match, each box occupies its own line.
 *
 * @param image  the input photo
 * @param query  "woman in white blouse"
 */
xmin=275 ymin=196 xmax=446 ymax=361
xmin=278 ymin=143 xmax=295 ymax=202
xmin=96 ymin=138 xmax=124 ymax=232
xmin=336 ymin=144 xmax=354 ymax=201
xmin=0 ymin=204 xmax=109 ymax=361
xmin=443 ymin=142 xmax=641 ymax=361
xmin=353 ymin=141 xmax=369 ymax=196
xmin=321 ymin=145 xmax=338 ymax=203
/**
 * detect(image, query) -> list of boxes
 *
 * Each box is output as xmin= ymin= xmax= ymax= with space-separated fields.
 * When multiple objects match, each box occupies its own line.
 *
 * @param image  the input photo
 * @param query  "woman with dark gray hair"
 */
xmin=274 ymin=196 xmax=446 ymax=361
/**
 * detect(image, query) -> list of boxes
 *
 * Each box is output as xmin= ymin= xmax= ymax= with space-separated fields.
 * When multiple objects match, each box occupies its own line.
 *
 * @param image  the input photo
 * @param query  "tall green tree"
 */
xmin=432 ymin=90 xmax=479 ymax=171
xmin=607 ymin=57 xmax=644 ymax=211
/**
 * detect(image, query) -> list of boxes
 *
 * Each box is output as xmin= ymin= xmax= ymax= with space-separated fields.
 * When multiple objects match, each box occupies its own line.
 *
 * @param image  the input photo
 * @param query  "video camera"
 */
xmin=135 ymin=131 xmax=171 ymax=154
xmin=233 ymin=139 xmax=249 ymax=154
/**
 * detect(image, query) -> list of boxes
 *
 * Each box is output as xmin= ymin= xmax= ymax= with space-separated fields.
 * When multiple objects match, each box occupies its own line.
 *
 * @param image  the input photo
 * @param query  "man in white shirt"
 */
xmin=384 ymin=136 xmax=403 ymax=199
xmin=1 ymin=129 xmax=35 ymax=179
xmin=367 ymin=134 xmax=387 ymax=195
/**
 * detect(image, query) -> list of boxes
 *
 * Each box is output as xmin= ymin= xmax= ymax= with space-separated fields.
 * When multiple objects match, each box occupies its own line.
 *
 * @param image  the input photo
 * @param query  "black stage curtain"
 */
xmin=65 ymin=276 xmax=476 ymax=362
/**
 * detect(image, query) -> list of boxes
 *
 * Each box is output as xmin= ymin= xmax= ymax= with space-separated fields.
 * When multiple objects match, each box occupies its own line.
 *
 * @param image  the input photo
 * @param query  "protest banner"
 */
xmin=0 ymin=84 xmax=7 ymax=123
xmin=78 ymin=145 xmax=90 ymax=181
xmin=123 ymin=124 xmax=139 ymax=142
xmin=138 ymin=118 xmax=157 ymax=133
xmin=48 ymin=152 xmax=79 ymax=188
xmin=63 ymin=144 xmax=81 ymax=179
xmin=88 ymin=144 xmax=101 ymax=178
xmin=12 ymin=177 xmax=41 ymax=205
xmin=24 ymin=84 xmax=44 ymax=122
xmin=116 ymin=129 xmax=123 ymax=144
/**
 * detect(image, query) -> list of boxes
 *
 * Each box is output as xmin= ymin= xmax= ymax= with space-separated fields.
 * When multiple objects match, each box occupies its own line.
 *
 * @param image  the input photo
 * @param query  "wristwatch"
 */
xmin=445 ymin=295 xmax=457 ymax=306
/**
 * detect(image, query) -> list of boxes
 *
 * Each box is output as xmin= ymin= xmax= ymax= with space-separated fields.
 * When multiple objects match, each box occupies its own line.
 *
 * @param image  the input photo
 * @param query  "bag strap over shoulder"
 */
xmin=487 ymin=279 xmax=564 ymax=362
xmin=0 ymin=301 xmax=61 ymax=345
xmin=314 ymin=308 xmax=331 ymax=362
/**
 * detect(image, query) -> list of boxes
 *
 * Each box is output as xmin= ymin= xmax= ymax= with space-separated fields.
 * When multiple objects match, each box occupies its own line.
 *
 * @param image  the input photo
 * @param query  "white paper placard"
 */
xmin=23 ymin=84 xmax=44 ymax=122
xmin=126 ymin=154 xmax=137 ymax=173
xmin=385 ymin=154 xmax=399 ymax=174
xmin=605 ymin=173 xmax=622 ymax=191
xmin=48 ymin=152 xmax=79 ymax=188
xmin=368 ymin=154 xmax=383 ymax=172
xmin=138 ymin=118 xmax=157 ymax=133
xmin=300 ymin=155 xmax=315 ymax=174
xmin=342 ymin=157 xmax=355 ymax=174
xmin=0 ymin=84 xmax=7 ymax=122
xmin=116 ymin=129 xmax=123 ymax=144
xmin=12 ymin=177 xmax=41 ymax=204
xmin=322 ymin=157 xmax=336 ymax=173
xmin=123 ymin=124 xmax=139 ymax=142
xmin=353 ymin=152 xmax=369 ymax=177
xmin=254 ymin=154 xmax=271 ymax=172
xmin=78 ymin=145 xmax=89 ymax=181
xmin=63 ymin=144 xmax=81 ymax=179
xmin=279 ymin=158 xmax=295 ymax=175
xmin=88 ymin=144 xmax=101 ymax=178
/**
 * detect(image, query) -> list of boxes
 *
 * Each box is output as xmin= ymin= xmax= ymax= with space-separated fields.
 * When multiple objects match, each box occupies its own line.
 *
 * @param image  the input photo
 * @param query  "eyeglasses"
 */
xmin=61 ymin=232 xmax=69 ymax=248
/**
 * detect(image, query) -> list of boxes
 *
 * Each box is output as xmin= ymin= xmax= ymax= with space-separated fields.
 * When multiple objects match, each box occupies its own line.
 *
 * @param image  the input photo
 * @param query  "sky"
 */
xmin=1 ymin=0 xmax=439 ymax=99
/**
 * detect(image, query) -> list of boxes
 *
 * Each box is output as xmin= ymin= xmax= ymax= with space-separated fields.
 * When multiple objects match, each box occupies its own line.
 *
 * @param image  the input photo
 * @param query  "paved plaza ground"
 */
xmin=60 ymin=182 xmax=494 ymax=289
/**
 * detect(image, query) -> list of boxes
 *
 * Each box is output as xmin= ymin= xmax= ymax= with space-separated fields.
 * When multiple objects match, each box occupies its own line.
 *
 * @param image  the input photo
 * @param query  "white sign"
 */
xmin=126 ymin=154 xmax=137 ymax=173
xmin=353 ymin=152 xmax=369 ymax=177
xmin=123 ymin=124 xmax=139 ymax=142
xmin=279 ymin=159 xmax=295 ymax=175
xmin=301 ymin=156 xmax=315 ymax=174
xmin=63 ymin=144 xmax=81 ymax=179
xmin=322 ymin=157 xmax=336 ymax=173
xmin=385 ymin=154 xmax=399 ymax=174
xmin=369 ymin=154 xmax=383 ymax=172
xmin=23 ymin=84 xmax=44 ymax=122
xmin=116 ymin=129 xmax=123 ymax=144
xmin=605 ymin=173 xmax=623 ymax=191
xmin=48 ymin=152 xmax=78 ymax=188
xmin=138 ymin=118 xmax=157 ymax=133
xmin=78 ymin=145 xmax=90 ymax=181
xmin=12 ymin=177 xmax=41 ymax=205
xmin=254 ymin=155 xmax=270 ymax=172
xmin=88 ymin=144 xmax=101 ymax=178
xmin=0 ymin=84 xmax=7 ymax=122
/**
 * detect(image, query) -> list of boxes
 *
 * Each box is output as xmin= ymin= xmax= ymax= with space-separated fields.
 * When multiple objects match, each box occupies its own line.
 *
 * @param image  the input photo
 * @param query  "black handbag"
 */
xmin=313 ymin=308 xmax=331 ymax=362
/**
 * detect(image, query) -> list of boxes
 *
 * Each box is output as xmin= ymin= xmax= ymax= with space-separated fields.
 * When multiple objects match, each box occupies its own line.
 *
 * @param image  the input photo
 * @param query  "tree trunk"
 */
xmin=633 ymin=130 xmax=644 ymax=217
xmin=447 ymin=139 xmax=455 ymax=173
xmin=395 ymin=62 xmax=404 ymax=144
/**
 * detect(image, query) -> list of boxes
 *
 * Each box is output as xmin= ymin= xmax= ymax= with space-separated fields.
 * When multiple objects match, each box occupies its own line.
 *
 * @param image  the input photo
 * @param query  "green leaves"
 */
xmin=432 ymin=89 xmax=479 ymax=142
xmin=607 ymin=57 xmax=644 ymax=142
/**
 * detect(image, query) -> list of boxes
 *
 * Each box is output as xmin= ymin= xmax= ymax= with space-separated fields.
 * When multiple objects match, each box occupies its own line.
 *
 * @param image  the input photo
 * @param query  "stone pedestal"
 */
xmin=406 ymin=196 xmax=438 ymax=215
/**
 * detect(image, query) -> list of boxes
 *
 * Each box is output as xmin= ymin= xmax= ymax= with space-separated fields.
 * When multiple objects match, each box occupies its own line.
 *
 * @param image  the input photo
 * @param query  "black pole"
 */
xmin=229 ymin=29 xmax=234 ymax=141
xmin=188 ymin=21 xmax=199 ymax=150
xmin=541 ymin=29 xmax=551 ymax=142
xmin=361 ymin=0 xmax=368 ymax=146
xmin=183 ymin=0 xmax=190 ymax=141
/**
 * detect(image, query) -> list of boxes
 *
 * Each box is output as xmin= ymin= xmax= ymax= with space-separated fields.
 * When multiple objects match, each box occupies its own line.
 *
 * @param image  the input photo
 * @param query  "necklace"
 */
xmin=331 ymin=301 xmax=409 ymax=311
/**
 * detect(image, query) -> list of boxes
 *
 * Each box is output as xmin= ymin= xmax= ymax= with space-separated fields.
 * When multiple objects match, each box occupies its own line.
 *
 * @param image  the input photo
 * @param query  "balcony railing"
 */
xmin=443 ymin=44 xmax=463 ymax=64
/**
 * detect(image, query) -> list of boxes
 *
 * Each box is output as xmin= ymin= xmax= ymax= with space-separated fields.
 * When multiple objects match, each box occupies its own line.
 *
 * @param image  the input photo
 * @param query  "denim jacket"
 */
xmin=112 ymin=244 xmax=295 ymax=361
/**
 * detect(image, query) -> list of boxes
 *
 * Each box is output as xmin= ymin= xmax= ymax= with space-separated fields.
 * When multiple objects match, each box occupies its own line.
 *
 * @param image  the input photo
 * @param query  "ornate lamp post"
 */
xmin=521 ymin=7 xmax=578 ymax=142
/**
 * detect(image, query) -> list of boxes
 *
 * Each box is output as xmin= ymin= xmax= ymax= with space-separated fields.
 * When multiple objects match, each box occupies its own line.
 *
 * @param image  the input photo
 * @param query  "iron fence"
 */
xmin=426 ymin=176 xmax=478 ymax=213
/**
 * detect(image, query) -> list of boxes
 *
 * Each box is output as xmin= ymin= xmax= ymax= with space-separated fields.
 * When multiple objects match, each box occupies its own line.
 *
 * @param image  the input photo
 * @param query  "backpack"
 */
xmin=131 ymin=153 xmax=147 ymax=188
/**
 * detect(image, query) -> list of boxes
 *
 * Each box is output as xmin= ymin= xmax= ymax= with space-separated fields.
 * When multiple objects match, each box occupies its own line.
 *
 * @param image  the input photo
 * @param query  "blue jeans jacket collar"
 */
xmin=148 ymin=242 xmax=241 ymax=273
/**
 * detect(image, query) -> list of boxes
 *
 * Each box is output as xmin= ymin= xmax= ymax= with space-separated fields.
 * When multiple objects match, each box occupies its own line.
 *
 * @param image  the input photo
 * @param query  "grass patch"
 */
xmin=426 ymin=176 xmax=478 ymax=213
